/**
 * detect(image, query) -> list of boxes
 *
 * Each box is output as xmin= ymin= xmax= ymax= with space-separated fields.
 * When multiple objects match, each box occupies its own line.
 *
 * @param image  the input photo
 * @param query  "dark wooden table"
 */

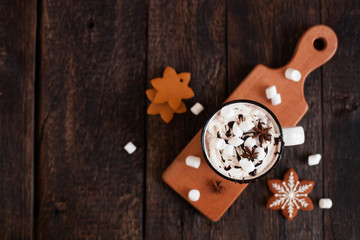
xmin=1 ymin=0 xmax=359 ymax=239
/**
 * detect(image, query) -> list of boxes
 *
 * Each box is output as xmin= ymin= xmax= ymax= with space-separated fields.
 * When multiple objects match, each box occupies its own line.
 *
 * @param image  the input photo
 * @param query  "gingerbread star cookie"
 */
xmin=146 ymin=89 xmax=186 ymax=123
xmin=151 ymin=66 xmax=194 ymax=110
xmin=267 ymin=168 xmax=314 ymax=220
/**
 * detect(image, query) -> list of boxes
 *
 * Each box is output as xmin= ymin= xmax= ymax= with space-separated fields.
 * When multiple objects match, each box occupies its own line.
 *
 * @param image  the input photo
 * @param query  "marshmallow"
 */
xmin=228 ymin=136 xmax=244 ymax=147
xmin=210 ymin=149 xmax=221 ymax=163
xmin=252 ymin=109 xmax=266 ymax=119
xmin=271 ymin=93 xmax=282 ymax=105
xmin=239 ymin=158 xmax=255 ymax=173
xmin=265 ymin=85 xmax=277 ymax=99
xmin=285 ymin=68 xmax=302 ymax=82
xmin=124 ymin=142 xmax=137 ymax=154
xmin=188 ymin=189 xmax=200 ymax=202
xmin=185 ymin=155 xmax=201 ymax=169
xmin=190 ymin=102 xmax=204 ymax=115
xmin=232 ymin=123 xmax=243 ymax=137
xmin=244 ymin=137 xmax=256 ymax=149
xmin=283 ymin=126 xmax=305 ymax=146
xmin=308 ymin=154 xmax=321 ymax=166
xmin=223 ymin=144 xmax=235 ymax=156
xmin=212 ymin=138 xmax=225 ymax=150
xmin=220 ymin=106 xmax=234 ymax=119
xmin=255 ymin=147 xmax=266 ymax=160
xmin=319 ymin=198 xmax=332 ymax=209
xmin=239 ymin=120 xmax=255 ymax=132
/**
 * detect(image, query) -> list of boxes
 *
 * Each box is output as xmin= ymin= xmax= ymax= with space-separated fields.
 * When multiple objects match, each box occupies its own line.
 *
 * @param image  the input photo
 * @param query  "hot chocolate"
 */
xmin=202 ymin=100 xmax=284 ymax=182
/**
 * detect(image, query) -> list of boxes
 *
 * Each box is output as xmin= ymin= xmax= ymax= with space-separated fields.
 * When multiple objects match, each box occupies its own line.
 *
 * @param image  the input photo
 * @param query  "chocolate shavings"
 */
xmin=225 ymin=129 xmax=232 ymax=137
xmin=236 ymin=151 xmax=241 ymax=161
xmin=274 ymin=137 xmax=282 ymax=145
xmin=249 ymin=169 xmax=257 ymax=176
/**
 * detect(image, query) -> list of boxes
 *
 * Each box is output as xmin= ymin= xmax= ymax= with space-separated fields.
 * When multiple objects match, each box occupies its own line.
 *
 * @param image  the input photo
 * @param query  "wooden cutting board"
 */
xmin=162 ymin=25 xmax=338 ymax=221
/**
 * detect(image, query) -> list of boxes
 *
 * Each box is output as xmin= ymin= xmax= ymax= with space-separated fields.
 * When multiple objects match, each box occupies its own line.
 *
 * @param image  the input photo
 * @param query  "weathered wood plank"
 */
xmin=0 ymin=0 xmax=36 ymax=239
xmin=321 ymin=0 xmax=360 ymax=239
xmin=35 ymin=1 xmax=147 ymax=238
xmin=227 ymin=1 xmax=322 ymax=239
xmin=146 ymin=0 xmax=227 ymax=238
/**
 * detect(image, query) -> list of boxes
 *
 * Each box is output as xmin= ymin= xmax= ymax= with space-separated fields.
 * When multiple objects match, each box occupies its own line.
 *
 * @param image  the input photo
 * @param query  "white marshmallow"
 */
xmin=239 ymin=158 xmax=255 ymax=173
xmin=232 ymin=123 xmax=243 ymax=137
xmin=228 ymin=136 xmax=244 ymax=147
xmin=285 ymin=68 xmax=302 ymax=82
xmin=252 ymin=109 xmax=266 ymax=119
xmin=223 ymin=144 xmax=235 ymax=156
xmin=283 ymin=126 xmax=305 ymax=146
xmin=239 ymin=120 xmax=255 ymax=132
xmin=261 ymin=117 xmax=268 ymax=125
xmin=244 ymin=137 xmax=257 ymax=149
xmin=319 ymin=198 xmax=332 ymax=209
xmin=220 ymin=106 xmax=234 ymax=119
xmin=210 ymin=149 xmax=221 ymax=164
xmin=308 ymin=154 xmax=321 ymax=166
xmin=124 ymin=142 xmax=137 ymax=154
xmin=190 ymin=102 xmax=204 ymax=115
xmin=265 ymin=85 xmax=277 ymax=99
xmin=255 ymin=147 xmax=266 ymax=160
xmin=271 ymin=93 xmax=282 ymax=105
xmin=188 ymin=189 xmax=200 ymax=202
xmin=185 ymin=155 xmax=201 ymax=169
xmin=212 ymin=138 xmax=225 ymax=150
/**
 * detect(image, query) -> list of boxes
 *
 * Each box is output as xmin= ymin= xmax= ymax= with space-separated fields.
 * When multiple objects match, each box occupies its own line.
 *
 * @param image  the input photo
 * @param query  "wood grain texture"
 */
xmin=0 ymin=0 xmax=36 ymax=239
xmin=0 ymin=0 xmax=359 ymax=239
xmin=227 ymin=1 xmax=323 ymax=239
xmin=35 ymin=0 xmax=146 ymax=239
xmin=146 ymin=0 xmax=227 ymax=239
xmin=321 ymin=0 xmax=360 ymax=239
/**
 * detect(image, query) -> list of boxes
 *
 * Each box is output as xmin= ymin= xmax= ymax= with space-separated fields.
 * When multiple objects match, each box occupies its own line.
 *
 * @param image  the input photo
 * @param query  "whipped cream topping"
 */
xmin=203 ymin=102 xmax=283 ymax=181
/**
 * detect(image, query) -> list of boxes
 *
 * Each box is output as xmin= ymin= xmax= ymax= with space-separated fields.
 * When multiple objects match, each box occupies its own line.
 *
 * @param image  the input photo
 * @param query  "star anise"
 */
xmin=241 ymin=146 xmax=259 ymax=161
xmin=252 ymin=121 xmax=272 ymax=144
xmin=212 ymin=180 xmax=224 ymax=194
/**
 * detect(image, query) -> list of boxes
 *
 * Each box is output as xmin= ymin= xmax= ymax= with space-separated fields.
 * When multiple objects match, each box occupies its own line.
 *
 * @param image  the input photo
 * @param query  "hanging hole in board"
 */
xmin=313 ymin=38 xmax=326 ymax=51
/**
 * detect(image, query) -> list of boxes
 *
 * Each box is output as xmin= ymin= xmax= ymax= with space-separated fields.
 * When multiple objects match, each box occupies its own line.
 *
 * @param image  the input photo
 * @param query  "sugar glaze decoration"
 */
xmin=204 ymin=102 xmax=283 ymax=180
xmin=267 ymin=168 xmax=314 ymax=220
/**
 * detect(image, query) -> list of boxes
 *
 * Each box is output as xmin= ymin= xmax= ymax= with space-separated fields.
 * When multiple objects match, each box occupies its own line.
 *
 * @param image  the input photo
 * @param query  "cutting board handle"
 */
xmin=287 ymin=25 xmax=338 ymax=80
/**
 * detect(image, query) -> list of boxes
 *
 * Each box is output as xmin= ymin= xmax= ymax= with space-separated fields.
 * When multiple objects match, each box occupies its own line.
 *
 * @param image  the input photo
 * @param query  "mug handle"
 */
xmin=282 ymin=126 xmax=305 ymax=146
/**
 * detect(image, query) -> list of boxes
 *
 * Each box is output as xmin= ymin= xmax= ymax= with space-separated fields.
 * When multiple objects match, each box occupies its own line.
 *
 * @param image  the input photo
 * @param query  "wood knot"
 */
xmin=54 ymin=202 xmax=67 ymax=212
xmin=88 ymin=21 xmax=94 ymax=29
xmin=334 ymin=95 xmax=358 ymax=118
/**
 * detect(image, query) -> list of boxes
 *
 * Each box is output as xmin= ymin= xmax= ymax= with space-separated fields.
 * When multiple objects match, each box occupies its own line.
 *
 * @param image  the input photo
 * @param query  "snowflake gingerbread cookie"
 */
xmin=267 ymin=168 xmax=314 ymax=220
